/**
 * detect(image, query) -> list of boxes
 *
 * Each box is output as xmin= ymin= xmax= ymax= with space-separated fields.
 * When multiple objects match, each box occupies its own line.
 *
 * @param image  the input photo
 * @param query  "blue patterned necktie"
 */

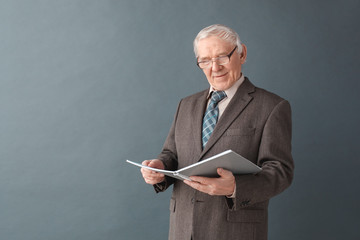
xmin=202 ymin=91 xmax=227 ymax=148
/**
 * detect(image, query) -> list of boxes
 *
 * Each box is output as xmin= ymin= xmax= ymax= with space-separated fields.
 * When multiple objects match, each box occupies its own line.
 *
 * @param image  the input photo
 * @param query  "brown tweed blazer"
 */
xmin=155 ymin=77 xmax=294 ymax=240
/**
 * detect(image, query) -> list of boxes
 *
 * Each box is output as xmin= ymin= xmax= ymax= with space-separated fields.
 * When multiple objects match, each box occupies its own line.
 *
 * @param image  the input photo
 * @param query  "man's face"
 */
xmin=197 ymin=36 xmax=247 ymax=91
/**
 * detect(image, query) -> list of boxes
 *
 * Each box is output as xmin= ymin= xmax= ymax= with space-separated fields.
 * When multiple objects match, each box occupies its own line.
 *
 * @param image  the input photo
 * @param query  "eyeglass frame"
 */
xmin=196 ymin=46 xmax=238 ymax=69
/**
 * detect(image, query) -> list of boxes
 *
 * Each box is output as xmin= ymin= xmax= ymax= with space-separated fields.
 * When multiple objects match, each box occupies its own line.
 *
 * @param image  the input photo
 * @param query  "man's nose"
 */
xmin=211 ymin=61 xmax=222 ymax=71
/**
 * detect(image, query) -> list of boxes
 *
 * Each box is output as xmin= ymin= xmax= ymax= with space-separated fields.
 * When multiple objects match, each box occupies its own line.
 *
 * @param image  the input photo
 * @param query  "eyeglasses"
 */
xmin=196 ymin=46 xmax=238 ymax=69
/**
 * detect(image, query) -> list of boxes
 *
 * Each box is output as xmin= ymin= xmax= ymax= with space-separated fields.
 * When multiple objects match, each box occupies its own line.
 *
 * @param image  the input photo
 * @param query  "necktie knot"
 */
xmin=210 ymin=91 xmax=227 ymax=105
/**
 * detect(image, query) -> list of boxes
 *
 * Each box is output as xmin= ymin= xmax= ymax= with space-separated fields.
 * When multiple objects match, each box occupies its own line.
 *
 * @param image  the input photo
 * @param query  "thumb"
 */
xmin=142 ymin=160 xmax=151 ymax=166
xmin=148 ymin=159 xmax=164 ymax=169
xmin=217 ymin=168 xmax=233 ymax=178
xmin=148 ymin=160 xmax=159 ymax=168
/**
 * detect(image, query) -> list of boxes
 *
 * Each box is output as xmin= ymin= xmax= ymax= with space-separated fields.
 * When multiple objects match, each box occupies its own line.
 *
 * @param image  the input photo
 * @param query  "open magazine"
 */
xmin=126 ymin=150 xmax=261 ymax=181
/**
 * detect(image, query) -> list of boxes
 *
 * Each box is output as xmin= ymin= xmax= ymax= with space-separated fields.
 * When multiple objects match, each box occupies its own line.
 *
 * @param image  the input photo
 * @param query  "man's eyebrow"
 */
xmin=198 ymin=51 xmax=229 ymax=60
xmin=217 ymin=51 xmax=229 ymax=56
xmin=198 ymin=57 xmax=210 ymax=61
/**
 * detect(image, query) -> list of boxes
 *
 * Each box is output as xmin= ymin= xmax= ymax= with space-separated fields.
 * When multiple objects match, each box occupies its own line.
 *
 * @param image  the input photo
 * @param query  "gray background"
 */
xmin=1 ymin=0 xmax=359 ymax=239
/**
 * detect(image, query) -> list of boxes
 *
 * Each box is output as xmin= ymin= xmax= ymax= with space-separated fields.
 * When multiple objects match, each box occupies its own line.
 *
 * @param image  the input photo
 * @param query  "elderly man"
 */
xmin=140 ymin=24 xmax=294 ymax=240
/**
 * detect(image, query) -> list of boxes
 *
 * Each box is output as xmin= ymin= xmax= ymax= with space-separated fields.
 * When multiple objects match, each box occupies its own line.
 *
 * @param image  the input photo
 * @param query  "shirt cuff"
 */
xmin=226 ymin=183 xmax=236 ymax=198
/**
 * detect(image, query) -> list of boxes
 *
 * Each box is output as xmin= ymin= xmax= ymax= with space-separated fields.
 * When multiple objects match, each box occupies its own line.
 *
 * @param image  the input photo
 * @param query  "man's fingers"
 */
xmin=140 ymin=159 xmax=165 ymax=185
xmin=184 ymin=172 xmax=235 ymax=196
xmin=184 ymin=179 xmax=201 ymax=190
xmin=185 ymin=177 xmax=210 ymax=189
xmin=141 ymin=167 xmax=164 ymax=178
xmin=184 ymin=179 xmax=217 ymax=196
xmin=189 ymin=176 xmax=208 ymax=184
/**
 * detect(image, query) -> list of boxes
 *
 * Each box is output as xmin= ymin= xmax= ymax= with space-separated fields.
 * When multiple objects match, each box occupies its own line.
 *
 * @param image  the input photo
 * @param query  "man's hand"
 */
xmin=183 ymin=168 xmax=235 ymax=196
xmin=140 ymin=159 xmax=165 ymax=185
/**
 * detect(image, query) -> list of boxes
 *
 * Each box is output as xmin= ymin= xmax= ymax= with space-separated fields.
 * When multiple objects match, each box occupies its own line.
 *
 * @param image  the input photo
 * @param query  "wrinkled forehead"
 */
xmin=197 ymin=36 xmax=234 ymax=58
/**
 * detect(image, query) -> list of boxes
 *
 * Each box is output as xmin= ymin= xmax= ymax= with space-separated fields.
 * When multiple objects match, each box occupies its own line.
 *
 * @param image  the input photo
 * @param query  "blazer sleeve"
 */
xmin=229 ymin=99 xmax=294 ymax=210
xmin=153 ymin=100 xmax=182 ymax=192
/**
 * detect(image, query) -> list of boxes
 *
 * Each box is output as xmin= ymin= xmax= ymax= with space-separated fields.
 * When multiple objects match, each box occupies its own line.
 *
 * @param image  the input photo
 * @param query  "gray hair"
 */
xmin=193 ymin=24 xmax=242 ymax=57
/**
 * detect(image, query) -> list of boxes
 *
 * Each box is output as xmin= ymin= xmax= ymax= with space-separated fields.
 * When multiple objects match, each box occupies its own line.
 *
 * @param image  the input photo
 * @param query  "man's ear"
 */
xmin=240 ymin=44 xmax=247 ymax=64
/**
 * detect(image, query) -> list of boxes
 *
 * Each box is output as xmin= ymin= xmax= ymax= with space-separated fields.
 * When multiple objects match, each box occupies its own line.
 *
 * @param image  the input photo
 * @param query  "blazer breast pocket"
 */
xmin=225 ymin=127 xmax=256 ymax=136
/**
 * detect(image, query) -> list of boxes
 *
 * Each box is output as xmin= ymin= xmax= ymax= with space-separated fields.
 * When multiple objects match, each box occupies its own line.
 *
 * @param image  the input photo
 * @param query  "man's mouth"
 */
xmin=213 ymin=72 xmax=228 ymax=78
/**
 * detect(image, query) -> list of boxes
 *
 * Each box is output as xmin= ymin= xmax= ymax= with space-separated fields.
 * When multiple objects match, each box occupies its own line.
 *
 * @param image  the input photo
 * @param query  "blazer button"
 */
xmin=191 ymin=198 xmax=195 ymax=204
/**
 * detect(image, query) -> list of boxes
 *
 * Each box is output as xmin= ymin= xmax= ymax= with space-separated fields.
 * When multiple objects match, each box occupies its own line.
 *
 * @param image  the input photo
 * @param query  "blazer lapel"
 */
xmin=191 ymin=90 xmax=210 ymax=157
xmin=199 ymin=78 xmax=255 ymax=159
